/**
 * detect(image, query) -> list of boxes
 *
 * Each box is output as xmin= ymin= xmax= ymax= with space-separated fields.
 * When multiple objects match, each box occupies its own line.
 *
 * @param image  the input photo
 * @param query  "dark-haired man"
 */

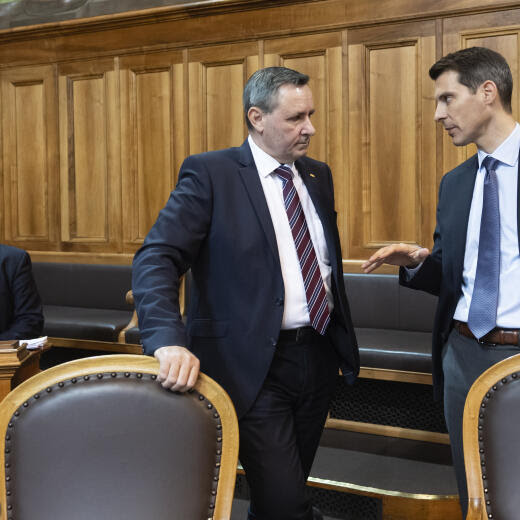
xmin=362 ymin=46 xmax=520 ymax=516
xmin=0 ymin=244 xmax=43 ymax=340
xmin=133 ymin=67 xmax=359 ymax=520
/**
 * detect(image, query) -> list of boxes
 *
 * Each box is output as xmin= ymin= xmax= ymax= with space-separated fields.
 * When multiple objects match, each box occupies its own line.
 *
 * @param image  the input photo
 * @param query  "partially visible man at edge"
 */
xmin=0 ymin=244 xmax=43 ymax=341
xmin=362 ymin=46 xmax=520 ymax=518
xmin=132 ymin=67 xmax=359 ymax=520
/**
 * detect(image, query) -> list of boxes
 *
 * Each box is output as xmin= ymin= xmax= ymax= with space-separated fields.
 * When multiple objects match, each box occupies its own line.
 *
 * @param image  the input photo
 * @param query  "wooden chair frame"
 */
xmin=0 ymin=354 xmax=239 ymax=520
xmin=463 ymin=353 xmax=520 ymax=520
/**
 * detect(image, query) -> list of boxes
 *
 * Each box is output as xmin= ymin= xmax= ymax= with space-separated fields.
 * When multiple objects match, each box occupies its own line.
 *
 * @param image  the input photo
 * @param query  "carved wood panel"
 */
xmin=120 ymin=51 xmax=185 ymax=250
xmin=1 ymin=65 xmax=58 ymax=250
xmin=188 ymin=42 xmax=259 ymax=155
xmin=347 ymin=21 xmax=437 ymax=265
xmin=58 ymin=58 xmax=121 ymax=253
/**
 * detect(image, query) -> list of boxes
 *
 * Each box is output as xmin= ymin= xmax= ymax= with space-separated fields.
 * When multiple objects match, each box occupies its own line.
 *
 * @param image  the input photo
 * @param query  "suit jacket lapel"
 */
xmin=452 ymin=155 xmax=479 ymax=284
xmin=237 ymin=141 xmax=279 ymax=261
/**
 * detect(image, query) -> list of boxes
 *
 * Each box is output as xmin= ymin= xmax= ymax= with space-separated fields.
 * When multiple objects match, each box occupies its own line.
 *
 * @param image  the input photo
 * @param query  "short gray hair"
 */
xmin=243 ymin=67 xmax=310 ymax=130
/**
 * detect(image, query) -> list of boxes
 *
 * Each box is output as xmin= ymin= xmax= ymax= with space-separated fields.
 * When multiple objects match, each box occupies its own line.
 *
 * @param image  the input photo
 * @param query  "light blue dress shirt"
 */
xmin=453 ymin=123 xmax=520 ymax=327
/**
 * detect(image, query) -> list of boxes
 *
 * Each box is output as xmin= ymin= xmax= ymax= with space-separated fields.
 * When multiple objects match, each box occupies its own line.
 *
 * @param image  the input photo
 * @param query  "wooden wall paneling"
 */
xmin=120 ymin=51 xmax=185 ymax=252
xmin=263 ymin=32 xmax=346 ymax=256
xmin=443 ymin=11 xmax=520 ymax=174
xmin=58 ymin=58 xmax=121 ymax=253
xmin=1 ymin=65 xmax=58 ymax=251
xmin=347 ymin=22 xmax=437 ymax=268
xmin=188 ymin=42 xmax=259 ymax=155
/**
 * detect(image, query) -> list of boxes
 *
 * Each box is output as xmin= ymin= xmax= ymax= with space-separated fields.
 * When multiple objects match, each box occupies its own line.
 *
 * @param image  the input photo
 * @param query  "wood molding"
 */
xmin=359 ymin=367 xmax=433 ymax=385
xmin=325 ymin=417 xmax=450 ymax=445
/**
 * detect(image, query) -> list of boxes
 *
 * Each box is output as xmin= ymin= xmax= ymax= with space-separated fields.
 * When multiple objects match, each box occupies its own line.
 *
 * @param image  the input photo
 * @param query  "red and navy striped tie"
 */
xmin=275 ymin=165 xmax=330 ymax=335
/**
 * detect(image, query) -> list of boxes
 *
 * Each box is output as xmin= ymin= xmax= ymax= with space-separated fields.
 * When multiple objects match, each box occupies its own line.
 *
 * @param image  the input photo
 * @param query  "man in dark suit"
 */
xmin=133 ymin=67 xmax=359 ymax=520
xmin=362 ymin=47 xmax=520 ymax=517
xmin=0 ymin=244 xmax=43 ymax=340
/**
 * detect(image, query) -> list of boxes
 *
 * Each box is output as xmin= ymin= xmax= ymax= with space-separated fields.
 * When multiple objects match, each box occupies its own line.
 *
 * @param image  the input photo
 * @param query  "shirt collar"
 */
xmin=477 ymin=122 xmax=520 ymax=169
xmin=248 ymin=135 xmax=296 ymax=178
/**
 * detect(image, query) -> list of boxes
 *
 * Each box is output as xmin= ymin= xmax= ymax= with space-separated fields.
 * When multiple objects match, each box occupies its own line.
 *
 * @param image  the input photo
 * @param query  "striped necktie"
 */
xmin=275 ymin=164 xmax=330 ymax=335
xmin=467 ymin=156 xmax=500 ymax=339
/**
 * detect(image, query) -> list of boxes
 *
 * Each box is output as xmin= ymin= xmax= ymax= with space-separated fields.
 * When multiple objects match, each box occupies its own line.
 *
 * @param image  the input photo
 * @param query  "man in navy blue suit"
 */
xmin=362 ymin=47 xmax=520 ymax=518
xmin=133 ymin=67 xmax=359 ymax=520
xmin=0 ymin=244 xmax=43 ymax=341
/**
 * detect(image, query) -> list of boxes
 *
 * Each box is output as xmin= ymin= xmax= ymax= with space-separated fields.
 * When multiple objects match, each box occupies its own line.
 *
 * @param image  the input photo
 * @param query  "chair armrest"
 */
xmin=119 ymin=290 xmax=138 ymax=343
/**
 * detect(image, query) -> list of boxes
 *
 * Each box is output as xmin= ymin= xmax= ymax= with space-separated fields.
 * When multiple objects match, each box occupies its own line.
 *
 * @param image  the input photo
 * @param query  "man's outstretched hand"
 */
xmin=361 ymin=243 xmax=430 ymax=274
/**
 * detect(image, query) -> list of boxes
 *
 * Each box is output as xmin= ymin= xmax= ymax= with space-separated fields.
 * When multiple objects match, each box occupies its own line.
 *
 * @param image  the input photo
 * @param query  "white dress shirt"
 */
xmin=453 ymin=123 xmax=520 ymax=327
xmin=248 ymin=135 xmax=333 ymax=330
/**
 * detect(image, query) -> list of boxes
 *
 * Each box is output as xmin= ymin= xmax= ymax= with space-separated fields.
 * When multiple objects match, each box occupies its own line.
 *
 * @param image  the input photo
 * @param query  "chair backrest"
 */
xmin=463 ymin=353 xmax=520 ymax=520
xmin=0 ymin=355 xmax=239 ymax=520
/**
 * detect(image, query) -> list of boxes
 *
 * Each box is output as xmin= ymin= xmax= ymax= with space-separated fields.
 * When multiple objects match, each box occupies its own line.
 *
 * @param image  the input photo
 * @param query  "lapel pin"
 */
xmin=309 ymin=173 xmax=316 ymax=178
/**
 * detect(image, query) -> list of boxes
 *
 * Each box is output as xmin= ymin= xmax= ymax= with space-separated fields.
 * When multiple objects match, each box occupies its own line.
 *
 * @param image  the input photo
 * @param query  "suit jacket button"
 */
xmin=275 ymin=298 xmax=284 ymax=306
xmin=269 ymin=337 xmax=277 ymax=346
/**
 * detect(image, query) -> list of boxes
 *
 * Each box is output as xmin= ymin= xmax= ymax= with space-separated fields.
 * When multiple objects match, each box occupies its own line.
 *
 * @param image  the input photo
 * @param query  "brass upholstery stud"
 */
xmin=502 ymin=378 xmax=507 ymax=384
xmin=5 ymin=436 xmax=9 ymax=441
xmin=71 ymin=378 xmax=77 ymax=384
xmin=58 ymin=382 xmax=64 ymax=388
xmin=111 ymin=373 xmax=117 ymax=378
xmin=46 ymin=387 xmax=52 ymax=393
xmin=151 ymin=375 xmax=157 ymax=380
xmin=199 ymin=395 xmax=205 ymax=401
xmin=22 ymin=402 xmax=28 ymax=408
xmin=97 ymin=374 xmax=103 ymax=379
xmin=124 ymin=373 xmax=130 ymax=378
xmin=493 ymin=385 xmax=497 ymax=391
xmin=14 ymin=412 xmax=19 ymax=417
xmin=83 ymin=375 xmax=90 ymax=381
xmin=137 ymin=373 xmax=143 ymax=379
xmin=513 ymin=373 xmax=518 ymax=379
xmin=34 ymin=394 xmax=39 ymax=399
xmin=207 ymin=403 xmax=213 ymax=409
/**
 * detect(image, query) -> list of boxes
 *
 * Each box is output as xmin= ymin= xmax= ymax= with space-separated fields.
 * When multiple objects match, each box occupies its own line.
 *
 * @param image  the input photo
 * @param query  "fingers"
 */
xmin=361 ymin=243 xmax=429 ymax=273
xmin=154 ymin=345 xmax=200 ymax=392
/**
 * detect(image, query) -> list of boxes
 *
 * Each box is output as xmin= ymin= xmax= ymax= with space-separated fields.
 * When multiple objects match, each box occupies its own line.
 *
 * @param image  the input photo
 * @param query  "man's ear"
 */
xmin=247 ymin=107 xmax=265 ymax=133
xmin=481 ymin=80 xmax=499 ymax=106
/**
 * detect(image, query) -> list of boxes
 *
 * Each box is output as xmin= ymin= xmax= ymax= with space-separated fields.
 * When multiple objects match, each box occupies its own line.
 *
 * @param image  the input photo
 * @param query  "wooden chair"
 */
xmin=0 ymin=354 xmax=239 ymax=520
xmin=463 ymin=353 xmax=520 ymax=520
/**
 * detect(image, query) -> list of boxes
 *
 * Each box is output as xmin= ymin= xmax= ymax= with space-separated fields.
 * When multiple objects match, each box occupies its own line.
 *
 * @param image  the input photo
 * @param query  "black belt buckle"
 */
xmin=278 ymin=326 xmax=314 ymax=344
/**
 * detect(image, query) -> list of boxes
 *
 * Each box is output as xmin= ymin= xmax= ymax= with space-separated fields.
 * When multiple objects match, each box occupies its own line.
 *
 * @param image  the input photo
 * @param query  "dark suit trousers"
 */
xmin=442 ymin=328 xmax=520 ymax=518
xmin=238 ymin=328 xmax=338 ymax=520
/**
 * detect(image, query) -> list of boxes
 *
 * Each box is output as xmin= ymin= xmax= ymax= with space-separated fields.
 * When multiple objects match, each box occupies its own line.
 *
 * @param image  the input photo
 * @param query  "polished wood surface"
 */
xmin=0 ymin=343 xmax=49 ymax=403
xmin=1 ymin=1 xmax=520 ymax=268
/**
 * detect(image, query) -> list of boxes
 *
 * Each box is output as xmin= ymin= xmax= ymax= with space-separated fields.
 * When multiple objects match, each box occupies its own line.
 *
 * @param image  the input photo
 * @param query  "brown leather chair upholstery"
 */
xmin=0 ymin=355 xmax=239 ymax=520
xmin=463 ymin=353 xmax=520 ymax=520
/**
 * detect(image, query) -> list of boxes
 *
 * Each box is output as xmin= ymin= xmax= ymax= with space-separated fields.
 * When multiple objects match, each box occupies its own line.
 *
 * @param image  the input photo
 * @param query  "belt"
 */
xmin=453 ymin=320 xmax=520 ymax=346
xmin=278 ymin=326 xmax=317 ymax=343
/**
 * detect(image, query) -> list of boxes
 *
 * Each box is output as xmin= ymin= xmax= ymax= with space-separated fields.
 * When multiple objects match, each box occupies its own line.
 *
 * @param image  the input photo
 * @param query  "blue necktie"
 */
xmin=467 ymin=156 xmax=500 ymax=339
